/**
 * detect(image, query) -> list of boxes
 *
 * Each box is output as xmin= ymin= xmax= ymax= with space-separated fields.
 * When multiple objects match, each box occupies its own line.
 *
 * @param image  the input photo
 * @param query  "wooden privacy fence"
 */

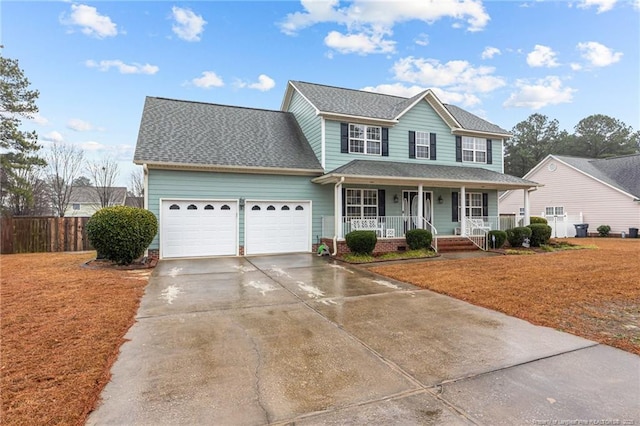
xmin=1 ymin=216 xmax=93 ymax=254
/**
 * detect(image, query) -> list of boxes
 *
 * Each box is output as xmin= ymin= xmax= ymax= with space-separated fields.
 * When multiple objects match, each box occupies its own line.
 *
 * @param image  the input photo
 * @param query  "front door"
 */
xmin=402 ymin=191 xmax=432 ymax=231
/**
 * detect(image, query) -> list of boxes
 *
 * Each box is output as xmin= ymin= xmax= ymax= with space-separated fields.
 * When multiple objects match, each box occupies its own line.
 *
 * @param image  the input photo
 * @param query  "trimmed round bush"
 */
xmin=87 ymin=206 xmax=158 ymax=265
xmin=487 ymin=230 xmax=507 ymax=249
xmin=530 ymin=216 xmax=548 ymax=224
xmin=505 ymin=226 xmax=533 ymax=247
xmin=597 ymin=225 xmax=611 ymax=237
xmin=345 ymin=230 xmax=377 ymax=255
xmin=527 ymin=223 xmax=552 ymax=247
xmin=405 ymin=229 xmax=433 ymax=250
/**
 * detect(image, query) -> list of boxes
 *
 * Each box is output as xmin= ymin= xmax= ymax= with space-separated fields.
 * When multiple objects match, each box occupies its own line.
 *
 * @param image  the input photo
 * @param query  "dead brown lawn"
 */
xmin=1 ymin=252 xmax=149 ymax=426
xmin=372 ymin=238 xmax=640 ymax=356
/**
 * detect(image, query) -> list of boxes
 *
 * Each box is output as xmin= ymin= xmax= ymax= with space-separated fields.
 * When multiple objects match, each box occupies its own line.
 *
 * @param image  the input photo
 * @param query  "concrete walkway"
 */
xmin=88 ymin=254 xmax=640 ymax=425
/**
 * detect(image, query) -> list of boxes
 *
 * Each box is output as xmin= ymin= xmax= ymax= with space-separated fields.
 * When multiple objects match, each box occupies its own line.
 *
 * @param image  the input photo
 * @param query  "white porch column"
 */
xmin=417 ymin=184 xmax=424 ymax=229
xmin=460 ymin=186 xmax=466 ymax=235
xmin=523 ymin=189 xmax=531 ymax=226
xmin=335 ymin=178 xmax=344 ymax=238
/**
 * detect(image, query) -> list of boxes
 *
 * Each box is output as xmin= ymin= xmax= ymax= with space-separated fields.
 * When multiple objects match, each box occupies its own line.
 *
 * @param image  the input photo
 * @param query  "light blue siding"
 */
xmin=288 ymin=91 xmax=322 ymax=165
xmin=324 ymin=100 xmax=504 ymax=173
xmin=148 ymin=169 xmax=333 ymax=250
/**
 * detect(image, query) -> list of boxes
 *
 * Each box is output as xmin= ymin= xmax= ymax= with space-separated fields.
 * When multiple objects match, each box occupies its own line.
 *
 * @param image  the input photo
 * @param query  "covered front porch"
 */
xmin=313 ymin=160 xmax=540 ymax=253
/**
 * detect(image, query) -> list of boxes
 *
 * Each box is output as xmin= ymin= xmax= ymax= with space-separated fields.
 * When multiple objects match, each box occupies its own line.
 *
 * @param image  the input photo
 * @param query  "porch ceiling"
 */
xmin=312 ymin=160 xmax=540 ymax=191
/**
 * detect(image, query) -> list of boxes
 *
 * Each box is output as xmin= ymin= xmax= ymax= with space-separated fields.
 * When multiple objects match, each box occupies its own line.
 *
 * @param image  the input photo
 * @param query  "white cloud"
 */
xmin=29 ymin=113 xmax=49 ymax=126
xmin=577 ymin=41 xmax=623 ymax=67
xmin=430 ymin=88 xmax=482 ymax=107
xmin=570 ymin=63 xmax=583 ymax=71
xmin=191 ymin=71 xmax=224 ymax=89
xmin=67 ymin=118 xmax=93 ymax=132
xmin=279 ymin=0 xmax=490 ymax=35
xmin=245 ymin=74 xmax=276 ymax=91
xmin=81 ymin=141 xmax=106 ymax=152
xmin=481 ymin=46 xmax=501 ymax=59
xmin=279 ymin=0 xmax=489 ymax=55
xmin=414 ymin=33 xmax=429 ymax=46
xmin=324 ymin=30 xmax=396 ymax=55
xmin=577 ymin=0 xmax=617 ymax=13
xmin=391 ymin=56 xmax=506 ymax=93
xmin=62 ymin=4 xmax=119 ymax=38
xmin=171 ymin=6 xmax=207 ymax=42
xmin=42 ymin=131 xmax=64 ymax=143
xmin=85 ymin=59 xmax=159 ymax=75
xmin=526 ymin=45 xmax=559 ymax=68
xmin=503 ymin=76 xmax=576 ymax=109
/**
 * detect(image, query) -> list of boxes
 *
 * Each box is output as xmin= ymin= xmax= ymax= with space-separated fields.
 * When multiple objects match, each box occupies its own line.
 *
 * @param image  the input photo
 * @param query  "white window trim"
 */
xmin=415 ymin=131 xmax=430 ymax=159
xmin=462 ymin=136 xmax=486 ymax=164
xmin=345 ymin=188 xmax=378 ymax=218
xmin=349 ymin=123 xmax=382 ymax=156
xmin=545 ymin=206 xmax=564 ymax=216
xmin=459 ymin=192 xmax=483 ymax=218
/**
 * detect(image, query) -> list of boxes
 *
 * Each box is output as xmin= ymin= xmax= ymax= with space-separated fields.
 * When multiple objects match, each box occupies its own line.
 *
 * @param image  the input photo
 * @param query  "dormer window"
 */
xmin=349 ymin=124 xmax=381 ymax=155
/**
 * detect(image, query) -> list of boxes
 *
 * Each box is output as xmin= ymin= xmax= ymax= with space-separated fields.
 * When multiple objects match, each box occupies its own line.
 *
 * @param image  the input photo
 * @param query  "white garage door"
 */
xmin=161 ymin=200 xmax=237 ymax=258
xmin=245 ymin=201 xmax=311 ymax=255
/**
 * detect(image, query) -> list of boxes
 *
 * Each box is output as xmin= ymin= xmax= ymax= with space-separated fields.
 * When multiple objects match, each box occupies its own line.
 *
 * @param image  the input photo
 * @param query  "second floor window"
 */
xmin=415 ymin=131 xmax=430 ymax=158
xmin=349 ymin=124 xmax=381 ymax=155
xmin=462 ymin=137 xmax=486 ymax=163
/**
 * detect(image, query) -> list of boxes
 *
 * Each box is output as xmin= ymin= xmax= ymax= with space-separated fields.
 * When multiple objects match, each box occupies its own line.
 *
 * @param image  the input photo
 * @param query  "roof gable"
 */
xmin=134 ymin=97 xmax=323 ymax=172
xmin=284 ymin=80 xmax=510 ymax=136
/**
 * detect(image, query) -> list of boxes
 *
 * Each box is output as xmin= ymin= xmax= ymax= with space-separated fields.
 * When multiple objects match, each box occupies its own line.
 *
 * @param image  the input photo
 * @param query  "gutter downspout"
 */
xmin=333 ymin=177 xmax=345 ymax=256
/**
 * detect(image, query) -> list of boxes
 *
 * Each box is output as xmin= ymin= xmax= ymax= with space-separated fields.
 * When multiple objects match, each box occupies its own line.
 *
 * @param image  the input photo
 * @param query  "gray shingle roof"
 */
xmin=291 ymin=81 xmax=510 ymax=135
xmin=323 ymin=160 xmax=538 ymax=189
xmin=443 ymin=104 xmax=510 ymax=135
xmin=555 ymin=154 xmax=640 ymax=198
xmin=134 ymin=97 xmax=323 ymax=171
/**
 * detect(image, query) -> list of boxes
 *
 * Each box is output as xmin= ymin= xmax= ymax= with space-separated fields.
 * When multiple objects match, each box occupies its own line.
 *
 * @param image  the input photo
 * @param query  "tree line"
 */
xmin=1 ymin=48 xmax=143 ymax=217
xmin=505 ymin=113 xmax=640 ymax=177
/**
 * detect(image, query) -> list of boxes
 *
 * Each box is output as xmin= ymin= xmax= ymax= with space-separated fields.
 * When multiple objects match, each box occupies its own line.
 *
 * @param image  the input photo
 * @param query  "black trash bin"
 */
xmin=574 ymin=223 xmax=589 ymax=237
xmin=630 ymin=227 xmax=639 ymax=238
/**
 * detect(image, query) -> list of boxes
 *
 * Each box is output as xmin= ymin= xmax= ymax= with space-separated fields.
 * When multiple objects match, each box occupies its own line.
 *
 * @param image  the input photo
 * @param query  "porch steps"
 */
xmin=437 ymin=237 xmax=481 ymax=253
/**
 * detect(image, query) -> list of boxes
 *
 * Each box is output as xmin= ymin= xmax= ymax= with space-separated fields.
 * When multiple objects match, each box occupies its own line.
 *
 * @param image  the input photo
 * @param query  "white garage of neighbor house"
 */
xmin=499 ymin=154 xmax=640 ymax=237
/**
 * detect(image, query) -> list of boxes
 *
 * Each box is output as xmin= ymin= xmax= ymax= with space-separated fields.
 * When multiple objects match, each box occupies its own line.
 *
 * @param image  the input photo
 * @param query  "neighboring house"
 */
xmin=65 ymin=186 xmax=128 ymax=217
xmin=125 ymin=196 xmax=144 ymax=208
xmin=134 ymin=80 xmax=539 ymax=259
xmin=499 ymin=154 xmax=640 ymax=237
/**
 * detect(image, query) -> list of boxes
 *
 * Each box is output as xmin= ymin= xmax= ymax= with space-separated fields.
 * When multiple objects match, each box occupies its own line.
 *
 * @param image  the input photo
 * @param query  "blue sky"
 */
xmin=3 ymin=0 xmax=639 ymax=186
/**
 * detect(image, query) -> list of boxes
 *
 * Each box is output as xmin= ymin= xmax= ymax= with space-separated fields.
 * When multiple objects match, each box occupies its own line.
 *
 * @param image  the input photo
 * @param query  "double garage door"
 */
xmin=161 ymin=199 xmax=311 ymax=258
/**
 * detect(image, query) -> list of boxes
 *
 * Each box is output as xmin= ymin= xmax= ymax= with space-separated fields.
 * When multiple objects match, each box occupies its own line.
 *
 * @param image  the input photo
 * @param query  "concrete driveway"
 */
xmin=88 ymin=254 xmax=640 ymax=425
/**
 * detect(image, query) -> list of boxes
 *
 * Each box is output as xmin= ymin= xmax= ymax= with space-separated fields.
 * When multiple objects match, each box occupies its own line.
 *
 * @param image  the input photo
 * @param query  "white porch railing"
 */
xmin=321 ymin=216 xmax=438 ymax=251
xmin=463 ymin=217 xmax=489 ymax=250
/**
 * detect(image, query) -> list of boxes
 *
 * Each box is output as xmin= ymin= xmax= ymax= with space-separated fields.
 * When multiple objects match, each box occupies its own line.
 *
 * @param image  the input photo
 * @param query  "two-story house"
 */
xmin=134 ymin=81 xmax=539 ymax=259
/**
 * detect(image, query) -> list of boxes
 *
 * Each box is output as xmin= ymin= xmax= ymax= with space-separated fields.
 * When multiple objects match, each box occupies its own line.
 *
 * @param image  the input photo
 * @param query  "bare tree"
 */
xmin=45 ymin=142 xmax=85 ymax=217
xmin=86 ymin=157 xmax=120 ymax=208
xmin=128 ymin=167 xmax=144 ymax=208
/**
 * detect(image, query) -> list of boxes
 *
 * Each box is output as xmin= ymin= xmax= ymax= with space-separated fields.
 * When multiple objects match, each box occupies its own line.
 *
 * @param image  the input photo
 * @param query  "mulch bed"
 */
xmin=372 ymin=238 xmax=640 ymax=355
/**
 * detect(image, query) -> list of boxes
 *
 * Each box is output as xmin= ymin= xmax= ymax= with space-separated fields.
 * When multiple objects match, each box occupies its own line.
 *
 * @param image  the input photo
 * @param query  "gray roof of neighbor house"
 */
xmin=555 ymin=154 xmax=640 ymax=198
xmin=290 ymin=81 xmax=510 ymax=135
xmin=315 ymin=160 xmax=539 ymax=190
xmin=134 ymin=97 xmax=323 ymax=172
xmin=69 ymin=186 xmax=127 ymax=203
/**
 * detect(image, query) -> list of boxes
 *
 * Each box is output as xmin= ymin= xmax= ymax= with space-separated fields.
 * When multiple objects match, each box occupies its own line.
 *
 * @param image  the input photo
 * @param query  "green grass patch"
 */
xmin=341 ymin=249 xmax=437 ymax=263
xmin=505 ymin=249 xmax=536 ymax=255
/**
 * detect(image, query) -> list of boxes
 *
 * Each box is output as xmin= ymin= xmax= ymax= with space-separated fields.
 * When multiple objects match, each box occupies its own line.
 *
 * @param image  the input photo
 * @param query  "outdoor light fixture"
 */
xmin=393 ymin=194 xmax=399 ymax=203
xmin=239 ymin=197 xmax=245 ymax=209
xmin=438 ymin=195 xmax=443 ymax=204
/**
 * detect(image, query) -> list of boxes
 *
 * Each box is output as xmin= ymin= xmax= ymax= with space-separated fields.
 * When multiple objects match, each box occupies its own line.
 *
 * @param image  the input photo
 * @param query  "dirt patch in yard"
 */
xmin=1 ymin=251 xmax=150 ymax=426
xmin=371 ymin=238 xmax=640 ymax=355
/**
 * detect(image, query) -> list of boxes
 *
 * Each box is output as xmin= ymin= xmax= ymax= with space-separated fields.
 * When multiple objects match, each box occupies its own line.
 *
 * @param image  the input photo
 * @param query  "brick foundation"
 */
xmin=321 ymin=238 xmax=408 ymax=255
